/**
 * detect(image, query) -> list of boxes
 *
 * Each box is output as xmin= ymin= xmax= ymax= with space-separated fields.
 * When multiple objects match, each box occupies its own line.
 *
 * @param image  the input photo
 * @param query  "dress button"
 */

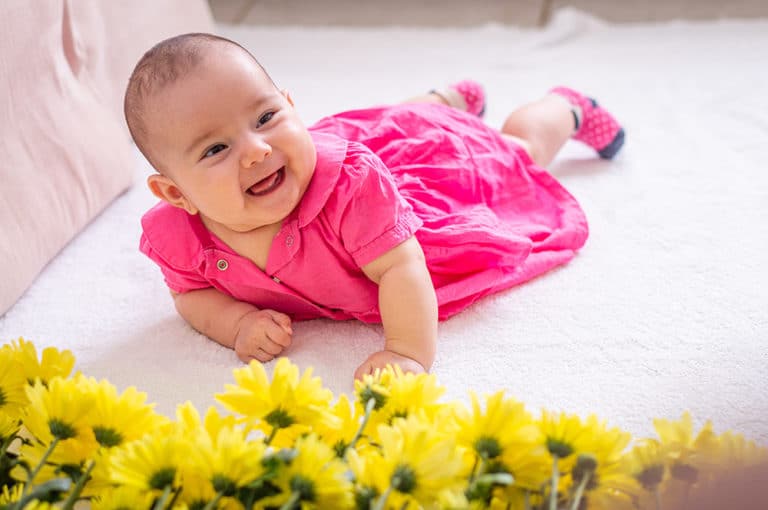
xmin=216 ymin=259 xmax=229 ymax=271
xmin=285 ymin=234 xmax=294 ymax=247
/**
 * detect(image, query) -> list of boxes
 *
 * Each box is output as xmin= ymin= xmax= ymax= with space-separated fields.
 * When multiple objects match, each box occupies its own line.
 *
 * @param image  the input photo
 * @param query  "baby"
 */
xmin=125 ymin=33 xmax=624 ymax=380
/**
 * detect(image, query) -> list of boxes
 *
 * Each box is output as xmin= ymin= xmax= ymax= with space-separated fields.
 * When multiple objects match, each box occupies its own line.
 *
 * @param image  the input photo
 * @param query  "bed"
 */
xmin=1 ymin=6 xmax=766 ymax=443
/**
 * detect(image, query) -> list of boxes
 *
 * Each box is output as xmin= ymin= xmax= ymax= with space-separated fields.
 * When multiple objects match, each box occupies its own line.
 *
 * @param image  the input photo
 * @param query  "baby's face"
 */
xmin=145 ymin=44 xmax=316 ymax=234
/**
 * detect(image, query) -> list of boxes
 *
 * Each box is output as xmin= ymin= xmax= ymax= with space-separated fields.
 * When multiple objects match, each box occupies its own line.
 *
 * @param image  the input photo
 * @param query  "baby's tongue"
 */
xmin=250 ymin=172 xmax=276 ymax=194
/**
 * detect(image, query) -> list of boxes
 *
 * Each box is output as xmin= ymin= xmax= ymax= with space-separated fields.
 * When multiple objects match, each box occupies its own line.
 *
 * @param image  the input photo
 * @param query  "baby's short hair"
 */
xmin=124 ymin=33 xmax=272 ymax=169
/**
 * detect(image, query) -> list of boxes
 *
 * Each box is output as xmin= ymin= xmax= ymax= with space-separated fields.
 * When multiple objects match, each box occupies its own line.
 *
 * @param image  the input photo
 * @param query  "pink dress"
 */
xmin=140 ymin=103 xmax=588 ymax=322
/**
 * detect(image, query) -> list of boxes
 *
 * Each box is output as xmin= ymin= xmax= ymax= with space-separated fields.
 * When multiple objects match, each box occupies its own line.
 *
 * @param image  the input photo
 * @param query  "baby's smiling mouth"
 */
xmin=247 ymin=166 xmax=285 ymax=196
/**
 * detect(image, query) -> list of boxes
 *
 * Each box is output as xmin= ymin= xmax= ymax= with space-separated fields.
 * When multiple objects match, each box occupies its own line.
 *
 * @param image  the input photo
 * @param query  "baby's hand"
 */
xmin=233 ymin=309 xmax=292 ymax=363
xmin=354 ymin=349 xmax=426 ymax=381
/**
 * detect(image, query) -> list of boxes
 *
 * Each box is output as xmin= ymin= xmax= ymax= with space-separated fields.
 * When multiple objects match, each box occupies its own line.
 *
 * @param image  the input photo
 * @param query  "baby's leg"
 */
xmin=403 ymin=80 xmax=486 ymax=117
xmin=502 ymin=87 xmax=624 ymax=166
xmin=500 ymin=94 xmax=575 ymax=168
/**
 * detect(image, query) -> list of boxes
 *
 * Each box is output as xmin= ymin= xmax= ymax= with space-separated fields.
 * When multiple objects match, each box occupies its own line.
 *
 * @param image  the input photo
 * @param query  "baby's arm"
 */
xmin=355 ymin=236 xmax=438 ymax=379
xmin=171 ymin=288 xmax=292 ymax=363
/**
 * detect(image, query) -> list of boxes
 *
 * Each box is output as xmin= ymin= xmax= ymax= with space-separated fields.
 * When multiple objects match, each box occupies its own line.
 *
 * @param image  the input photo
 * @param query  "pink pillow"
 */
xmin=0 ymin=1 xmax=213 ymax=315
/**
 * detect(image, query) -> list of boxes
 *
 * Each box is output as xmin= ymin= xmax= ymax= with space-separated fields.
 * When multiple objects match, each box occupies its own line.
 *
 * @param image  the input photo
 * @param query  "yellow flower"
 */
xmin=564 ymin=416 xmax=638 ymax=510
xmin=0 ymin=347 xmax=27 ymax=418
xmin=355 ymin=365 xmax=445 ymax=429
xmin=701 ymin=430 xmax=768 ymax=470
xmin=108 ymin=433 xmax=191 ymax=492
xmin=261 ymin=433 xmax=353 ymax=509
xmin=536 ymin=410 xmax=588 ymax=501
xmin=0 ymin=487 xmax=56 ymax=510
xmin=0 ymin=411 xmax=20 ymax=440
xmin=623 ymin=439 xmax=666 ymax=492
xmin=13 ymin=435 xmax=97 ymax=486
xmin=20 ymin=502 xmax=56 ymax=510
xmin=81 ymin=376 xmax=169 ymax=448
xmin=91 ymin=486 xmax=153 ymax=510
xmin=0 ymin=484 xmax=22 ymax=504
xmin=216 ymin=358 xmax=338 ymax=447
xmin=314 ymin=394 xmax=362 ymax=456
xmin=348 ymin=447 xmax=389 ymax=509
xmin=538 ymin=411 xmax=587 ymax=461
xmin=172 ymin=402 xmax=254 ymax=507
xmin=653 ymin=412 xmax=715 ymax=477
xmin=374 ymin=413 xmax=465 ymax=509
xmin=355 ymin=366 xmax=393 ymax=409
xmin=175 ymin=402 xmax=237 ymax=440
xmin=455 ymin=391 xmax=548 ymax=493
xmin=176 ymin=469 xmax=247 ymax=510
xmin=194 ymin=422 xmax=267 ymax=495
xmin=3 ymin=337 xmax=75 ymax=385
xmin=22 ymin=376 xmax=96 ymax=445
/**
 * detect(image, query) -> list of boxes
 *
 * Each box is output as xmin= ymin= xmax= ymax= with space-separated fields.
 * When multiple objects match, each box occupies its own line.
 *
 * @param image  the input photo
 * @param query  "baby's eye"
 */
xmin=203 ymin=144 xmax=227 ymax=159
xmin=258 ymin=111 xmax=275 ymax=126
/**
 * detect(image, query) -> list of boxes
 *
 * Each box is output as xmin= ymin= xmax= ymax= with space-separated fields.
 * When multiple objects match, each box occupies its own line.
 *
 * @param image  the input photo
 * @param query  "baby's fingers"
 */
xmin=353 ymin=361 xmax=374 ymax=381
xmin=258 ymin=321 xmax=291 ymax=354
xmin=264 ymin=309 xmax=293 ymax=337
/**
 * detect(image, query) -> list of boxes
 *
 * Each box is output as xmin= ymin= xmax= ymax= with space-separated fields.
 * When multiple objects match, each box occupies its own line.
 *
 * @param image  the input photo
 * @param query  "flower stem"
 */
xmin=549 ymin=454 xmax=559 ymax=510
xmin=524 ymin=490 xmax=532 ymax=510
xmin=202 ymin=491 xmax=224 ymax=510
xmin=278 ymin=491 xmax=301 ymax=510
xmin=569 ymin=469 xmax=592 ymax=510
xmin=152 ymin=484 xmax=173 ymax=510
xmin=265 ymin=426 xmax=279 ymax=446
xmin=346 ymin=397 xmax=376 ymax=454
xmin=654 ymin=486 xmax=663 ymax=510
xmin=167 ymin=486 xmax=182 ymax=508
xmin=19 ymin=437 xmax=60 ymax=501
xmin=468 ymin=456 xmax=480 ymax=483
xmin=61 ymin=459 xmax=96 ymax=510
xmin=372 ymin=485 xmax=393 ymax=510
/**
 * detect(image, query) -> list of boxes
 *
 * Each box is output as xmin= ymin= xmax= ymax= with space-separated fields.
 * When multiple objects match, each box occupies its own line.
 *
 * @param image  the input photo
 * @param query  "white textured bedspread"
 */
xmin=2 ymin=9 xmax=766 ymax=442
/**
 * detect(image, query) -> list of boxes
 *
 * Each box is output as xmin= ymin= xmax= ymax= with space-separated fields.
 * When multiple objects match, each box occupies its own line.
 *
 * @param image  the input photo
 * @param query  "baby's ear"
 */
xmin=281 ymin=89 xmax=295 ymax=107
xmin=146 ymin=174 xmax=198 ymax=215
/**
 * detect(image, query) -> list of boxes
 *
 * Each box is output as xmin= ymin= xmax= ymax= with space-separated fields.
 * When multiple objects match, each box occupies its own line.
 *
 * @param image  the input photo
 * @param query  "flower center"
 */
xmin=671 ymin=462 xmax=698 ymax=483
xmin=546 ymin=437 xmax=574 ymax=458
xmin=391 ymin=465 xmax=417 ymax=493
xmin=93 ymin=426 xmax=124 ymax=448
xmin=290 ymin=474 xmax=316 ymax=502
xmin=0 ymin=387 xmax=7 ymax=407
xmin=358 ymin=386 xmax=388 ymax=411
xmin=212 ymin=473 xmax=237 ymax=496
xmin=355 ymin=486 xmax=379 ymax=510
xmin=475 ymin=436 xmax=502 ymax=459
xmin=636 ymin=464 xmax=664 ymax=491
xmin=48 ymin=418 xmax=77 ymax=440
xmin=148 ymin=467 xmax=176 ymax=490
xmin=264 ymin=407 xmax=295 ymax=429
xmin=333 ymin=439 xmax=347 ymax=458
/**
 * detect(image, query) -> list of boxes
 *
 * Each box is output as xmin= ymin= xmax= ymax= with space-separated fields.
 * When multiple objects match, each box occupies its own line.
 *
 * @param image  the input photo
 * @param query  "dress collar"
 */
xmin=295 ymin=131 xmax=347 ymax=228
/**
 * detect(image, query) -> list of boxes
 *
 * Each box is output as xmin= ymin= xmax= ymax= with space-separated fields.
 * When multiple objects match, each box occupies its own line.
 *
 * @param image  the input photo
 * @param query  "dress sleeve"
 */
xmin=334 ymin=145 xmax=423 ymax=267
xmin=139 ymin=233 xmax=212 ymax=294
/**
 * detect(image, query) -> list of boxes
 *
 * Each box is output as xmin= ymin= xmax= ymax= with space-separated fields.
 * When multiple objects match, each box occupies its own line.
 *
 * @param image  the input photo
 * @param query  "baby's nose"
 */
xmin=241 ymin=136 xmax=272 ymax=167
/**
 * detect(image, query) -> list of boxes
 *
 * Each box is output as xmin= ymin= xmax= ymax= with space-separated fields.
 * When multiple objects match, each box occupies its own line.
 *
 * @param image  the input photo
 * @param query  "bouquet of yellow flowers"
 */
xmin=1 ymin=338 xmax=766 ymax=510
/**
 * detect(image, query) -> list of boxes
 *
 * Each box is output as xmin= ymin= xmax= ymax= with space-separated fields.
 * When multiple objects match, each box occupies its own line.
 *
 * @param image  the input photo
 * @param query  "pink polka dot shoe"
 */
xmin=550 ymin=86 xmax=625 ymax=159
xmin=449 ymin=79 xmax=486 ymax=117
xmin=431 ymin=79 xmax=486 ymax=117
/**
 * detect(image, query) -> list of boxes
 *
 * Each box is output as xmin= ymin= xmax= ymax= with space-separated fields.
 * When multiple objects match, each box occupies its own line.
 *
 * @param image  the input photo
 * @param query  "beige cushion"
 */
xmin=0 ymin=0 xmax=214 ymax=315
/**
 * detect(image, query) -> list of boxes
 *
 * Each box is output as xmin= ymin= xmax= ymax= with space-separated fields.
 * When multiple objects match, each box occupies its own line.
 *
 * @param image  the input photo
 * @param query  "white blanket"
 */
xmin=2 ymin=9 xmax=766 ymax=443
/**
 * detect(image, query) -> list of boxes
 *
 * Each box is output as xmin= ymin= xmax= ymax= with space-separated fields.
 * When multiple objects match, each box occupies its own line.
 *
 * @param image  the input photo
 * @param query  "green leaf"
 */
xmin=14 ymin=477 xmax=71 ymax=507
xmin=476 ymin=472 xmax=515 ymax=486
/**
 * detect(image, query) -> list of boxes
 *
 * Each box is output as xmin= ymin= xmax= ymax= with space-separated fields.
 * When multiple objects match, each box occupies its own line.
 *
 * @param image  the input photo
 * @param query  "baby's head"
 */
xmin=125 ymin=33 xmax=316 ymax=234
